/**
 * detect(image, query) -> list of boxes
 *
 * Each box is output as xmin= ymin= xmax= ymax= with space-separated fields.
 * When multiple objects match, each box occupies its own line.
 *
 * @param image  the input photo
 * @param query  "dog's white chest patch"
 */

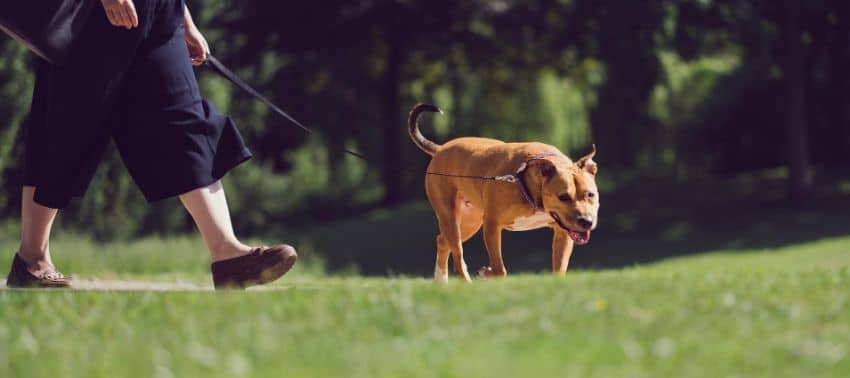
xmin=506 ymin=212 xmax=552 ymax=231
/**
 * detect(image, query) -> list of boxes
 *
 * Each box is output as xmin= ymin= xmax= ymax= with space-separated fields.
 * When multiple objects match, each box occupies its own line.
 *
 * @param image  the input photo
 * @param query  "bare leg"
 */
xmin=18 ymin=186 xmax=59 ymax=275
xmin=178 ymin=181 xmax=252 ymax=262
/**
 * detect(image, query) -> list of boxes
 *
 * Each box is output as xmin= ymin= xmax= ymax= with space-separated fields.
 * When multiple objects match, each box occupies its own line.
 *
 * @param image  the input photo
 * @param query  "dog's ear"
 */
xmin=576 ymin=144 xmax=597 ymax=176
xmin=536 ymin=159 xmax=557 ymax=180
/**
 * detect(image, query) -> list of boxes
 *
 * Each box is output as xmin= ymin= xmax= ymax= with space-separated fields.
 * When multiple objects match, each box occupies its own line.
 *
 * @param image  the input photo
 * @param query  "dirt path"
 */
xmin=71 ymin=279 xmax=211 ymax=291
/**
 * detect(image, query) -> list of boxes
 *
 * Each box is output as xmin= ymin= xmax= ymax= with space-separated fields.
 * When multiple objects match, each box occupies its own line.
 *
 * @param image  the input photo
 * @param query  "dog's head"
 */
xmin=528 ymin=146 xmax=599 ymax=245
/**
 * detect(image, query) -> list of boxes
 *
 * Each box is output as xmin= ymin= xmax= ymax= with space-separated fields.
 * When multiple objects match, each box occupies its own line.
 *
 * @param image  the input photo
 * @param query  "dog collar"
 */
xmin=516 ymin=170 xmax=541 ymax=211
xmin=510 ymin=153 xmax=560 ymax=212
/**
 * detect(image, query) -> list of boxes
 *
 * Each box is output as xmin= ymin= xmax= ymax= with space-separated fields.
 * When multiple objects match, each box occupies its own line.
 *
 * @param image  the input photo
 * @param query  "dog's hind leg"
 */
xmin=453 ymin=198 xmax=483 ymax=281
xmin=430 ymin=190 xmax=466 ymax=283
xmin=429 ymin=187 xmax=476 ymax=283
xmin=427 ymin=180 xmax=455 ymax=283
xmin=435 ymin=225 xmax=470 ymax=283
xmin=437 ymin=215 xmax=473 ymax=282
xmin=433 ymin=208 xmax=476 ymax=282
xmin=434 ymin=233 xmax=451 ymax=284
xmin=451 ymin=220 xmax=480 ymax=281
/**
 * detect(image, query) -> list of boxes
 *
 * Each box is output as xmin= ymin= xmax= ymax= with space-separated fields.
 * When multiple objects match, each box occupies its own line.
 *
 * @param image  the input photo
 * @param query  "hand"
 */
xmin=100 ymin=0 xmax=138 ymax=29
xmin=185 ymin=24 xmax=210 ymax=65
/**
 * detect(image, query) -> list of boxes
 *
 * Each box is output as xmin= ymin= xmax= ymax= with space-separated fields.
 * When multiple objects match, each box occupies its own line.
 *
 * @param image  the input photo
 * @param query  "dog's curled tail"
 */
xmin=408 ymin=103 xmax=443 ymax=156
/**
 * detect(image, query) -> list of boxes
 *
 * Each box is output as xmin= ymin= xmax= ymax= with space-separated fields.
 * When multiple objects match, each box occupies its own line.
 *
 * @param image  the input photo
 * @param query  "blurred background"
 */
xmin=0 ymin=0 xmax=848 ymax=276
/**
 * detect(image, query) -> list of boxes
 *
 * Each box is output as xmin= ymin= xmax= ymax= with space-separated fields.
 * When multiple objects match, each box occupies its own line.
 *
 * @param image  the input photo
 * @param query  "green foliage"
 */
xmin=537 ymin=69 xmax=593 ymax=153
xmin=0 ymin=0 xmax=847 ymax=239
xmin=651 ymin=52 xmax=741 ymax=128
xmin=0 ymin=41 xmax=35 ymax=213
xmin=650 ymin=51 xmax=741 ymax=174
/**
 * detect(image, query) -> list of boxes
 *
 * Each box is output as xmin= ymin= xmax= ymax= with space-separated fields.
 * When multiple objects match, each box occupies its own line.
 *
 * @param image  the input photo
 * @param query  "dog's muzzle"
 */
xmin=550 ymin=212 xmax=591 ymax=245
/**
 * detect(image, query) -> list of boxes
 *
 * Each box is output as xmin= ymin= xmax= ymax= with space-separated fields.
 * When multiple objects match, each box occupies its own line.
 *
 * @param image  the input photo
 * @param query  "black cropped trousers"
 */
xmin=24 ymin=0 xmax=251 ymax=208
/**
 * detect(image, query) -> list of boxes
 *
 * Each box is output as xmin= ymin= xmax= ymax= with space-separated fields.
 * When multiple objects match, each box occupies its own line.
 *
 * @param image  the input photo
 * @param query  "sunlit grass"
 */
xmin=2 ymin=234 xmax=850 ymax=377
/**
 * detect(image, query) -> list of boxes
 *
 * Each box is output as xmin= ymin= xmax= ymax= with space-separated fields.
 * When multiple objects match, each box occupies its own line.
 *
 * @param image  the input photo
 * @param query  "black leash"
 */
xmin=203 ymin=54 xmax=537 ymax=184
xmin=205 ymin=55 xmax=369 ymax=161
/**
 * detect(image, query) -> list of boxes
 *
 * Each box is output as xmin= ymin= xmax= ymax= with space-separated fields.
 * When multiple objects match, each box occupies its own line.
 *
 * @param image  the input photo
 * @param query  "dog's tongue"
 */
xmin=568 ymin=230 xmax=591 ymax=245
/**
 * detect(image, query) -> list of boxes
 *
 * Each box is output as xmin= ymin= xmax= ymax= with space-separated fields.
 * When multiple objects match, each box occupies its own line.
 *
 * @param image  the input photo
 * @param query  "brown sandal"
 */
xmin=5 ymin=253 xmax=71 ymax=288
xmin=211 ymin=244 xmax=297 ymax=290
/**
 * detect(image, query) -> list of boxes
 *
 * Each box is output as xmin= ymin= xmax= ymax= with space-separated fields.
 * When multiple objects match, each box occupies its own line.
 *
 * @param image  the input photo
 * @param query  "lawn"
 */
xmin=1 ymin=232 xmax=849 ymax=377
xmin=2 ymin=173 xmax=850 ymax=377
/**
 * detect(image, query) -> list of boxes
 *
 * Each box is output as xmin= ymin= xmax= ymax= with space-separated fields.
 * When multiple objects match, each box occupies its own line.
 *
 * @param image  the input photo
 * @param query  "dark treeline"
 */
xmin=0 ymin=0 xmax=846 ymax=239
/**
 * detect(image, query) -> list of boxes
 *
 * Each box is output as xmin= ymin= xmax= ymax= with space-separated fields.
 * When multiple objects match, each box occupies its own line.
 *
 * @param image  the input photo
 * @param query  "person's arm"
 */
xmin=183 ymin=5 xmax=210 ymax=66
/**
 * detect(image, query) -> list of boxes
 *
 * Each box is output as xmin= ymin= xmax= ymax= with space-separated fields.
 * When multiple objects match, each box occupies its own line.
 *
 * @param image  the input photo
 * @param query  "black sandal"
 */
xmin=6 ymin=253 xmax=71 ymax=288
xmin=211 ymin=244 xmax=297 ymax=290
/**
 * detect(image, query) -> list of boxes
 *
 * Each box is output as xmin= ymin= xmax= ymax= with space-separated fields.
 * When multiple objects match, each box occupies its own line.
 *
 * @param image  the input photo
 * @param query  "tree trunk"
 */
xmin=381 ymin=34 xmax=404 ymax=205
xmin=832 ymin=0 xmax=850 ymax=160
xmin=782 ymin=0 xmax=812 ymax=201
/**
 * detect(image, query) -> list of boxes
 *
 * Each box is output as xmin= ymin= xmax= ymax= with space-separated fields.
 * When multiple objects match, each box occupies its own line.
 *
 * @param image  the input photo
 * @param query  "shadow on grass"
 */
xmin=292 ymin=170 xmax=850 ymax=276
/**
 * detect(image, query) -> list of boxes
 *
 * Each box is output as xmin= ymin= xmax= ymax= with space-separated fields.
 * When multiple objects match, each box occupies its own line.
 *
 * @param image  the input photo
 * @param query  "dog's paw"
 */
xmin=434 ymin=265 xmax=449 ymax=284
xmin=477 ymin=266 xmax=507 ymax=279
xmin=477 ymin=266 xmax=492 ymax=279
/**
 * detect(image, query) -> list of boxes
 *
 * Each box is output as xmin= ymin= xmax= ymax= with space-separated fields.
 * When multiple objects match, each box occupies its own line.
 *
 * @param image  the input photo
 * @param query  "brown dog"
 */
xmin=409 ymin=104 xmax=599 ymax=283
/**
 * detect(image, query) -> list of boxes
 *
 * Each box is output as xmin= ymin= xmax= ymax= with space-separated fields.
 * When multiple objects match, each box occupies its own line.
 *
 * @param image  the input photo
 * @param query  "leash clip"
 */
xmin=494 ymin=175 xmax=518 ymax=183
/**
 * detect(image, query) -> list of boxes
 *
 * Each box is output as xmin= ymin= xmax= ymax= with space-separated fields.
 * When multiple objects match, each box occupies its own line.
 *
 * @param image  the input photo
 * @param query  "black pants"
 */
xmin=24 ymin=0 xmax=251 ymax=208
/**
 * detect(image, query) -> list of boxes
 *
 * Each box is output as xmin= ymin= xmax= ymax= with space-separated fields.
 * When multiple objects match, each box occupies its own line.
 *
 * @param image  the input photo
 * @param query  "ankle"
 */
xmin=16 ymin=248 xmax=54 ymax=274
xmin=18 ymin=245 xmax=50 ymax=264
xmin=209 ymin=239 xmax=253 ymax=262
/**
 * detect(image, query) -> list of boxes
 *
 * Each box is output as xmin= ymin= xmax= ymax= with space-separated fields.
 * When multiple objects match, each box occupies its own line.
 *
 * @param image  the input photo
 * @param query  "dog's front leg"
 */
xmin=478 ymin=221 xmax=508 ymax=278
xmin=552 ymin=228 xmax=575 ymax=276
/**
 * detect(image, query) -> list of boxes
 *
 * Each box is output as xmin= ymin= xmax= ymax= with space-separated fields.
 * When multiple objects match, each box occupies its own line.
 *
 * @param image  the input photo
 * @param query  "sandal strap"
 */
xmin=40 ymin=268 xmax=66 ymax=280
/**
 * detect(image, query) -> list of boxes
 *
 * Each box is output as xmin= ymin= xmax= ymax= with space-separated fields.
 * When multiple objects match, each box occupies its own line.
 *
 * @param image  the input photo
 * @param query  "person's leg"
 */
xmin=179 ymin=181 xmax=297 ymax=289
xmin=178 ymin=180 xmax=253 ymax=262
xmin=17 ymin=186 xmax=59 ymax=274
xmin=110 ymin=3 xmax=294 ymax=289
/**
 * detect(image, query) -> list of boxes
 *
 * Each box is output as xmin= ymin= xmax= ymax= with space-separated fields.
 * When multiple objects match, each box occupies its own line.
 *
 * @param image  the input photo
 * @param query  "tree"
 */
xmin=781 ymin=0 xmax=812 ymax=199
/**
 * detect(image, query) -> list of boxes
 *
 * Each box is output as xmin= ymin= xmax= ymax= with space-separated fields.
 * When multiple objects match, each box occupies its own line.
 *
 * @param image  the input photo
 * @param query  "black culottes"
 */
xmin=24 ymin=0 xmax=251 ymax=208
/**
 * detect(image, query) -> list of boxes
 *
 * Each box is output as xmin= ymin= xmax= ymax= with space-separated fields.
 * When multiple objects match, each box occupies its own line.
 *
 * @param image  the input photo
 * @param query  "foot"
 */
xmin=211 ymin=244 xmax=297 ymax=290
xmin=6 ymin=253 xmax=71 ymax=288
xmin=454 ymin=268 xmax=472 ymax=282
xmin=209 ymin=242 xmax=254 ymax=263
xmin=453 ymin=262 xmax=472 ymax=282
xmin=477 ymin=266 xmax=507 ymax=279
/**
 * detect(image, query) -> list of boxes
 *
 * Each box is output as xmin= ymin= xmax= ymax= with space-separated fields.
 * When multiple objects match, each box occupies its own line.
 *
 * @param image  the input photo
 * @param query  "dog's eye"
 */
xmin=586 ymin=192 xmax=595 ymax=199
xmin=558 ymin=194 xmax=571 ymax=202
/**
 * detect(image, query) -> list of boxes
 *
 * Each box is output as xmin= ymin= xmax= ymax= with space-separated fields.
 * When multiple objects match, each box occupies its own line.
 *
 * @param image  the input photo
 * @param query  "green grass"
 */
xmin=2 ymin=234 xmax=849 ymax=377
xmin=2 ymin=174 xmax=849 ymax=377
